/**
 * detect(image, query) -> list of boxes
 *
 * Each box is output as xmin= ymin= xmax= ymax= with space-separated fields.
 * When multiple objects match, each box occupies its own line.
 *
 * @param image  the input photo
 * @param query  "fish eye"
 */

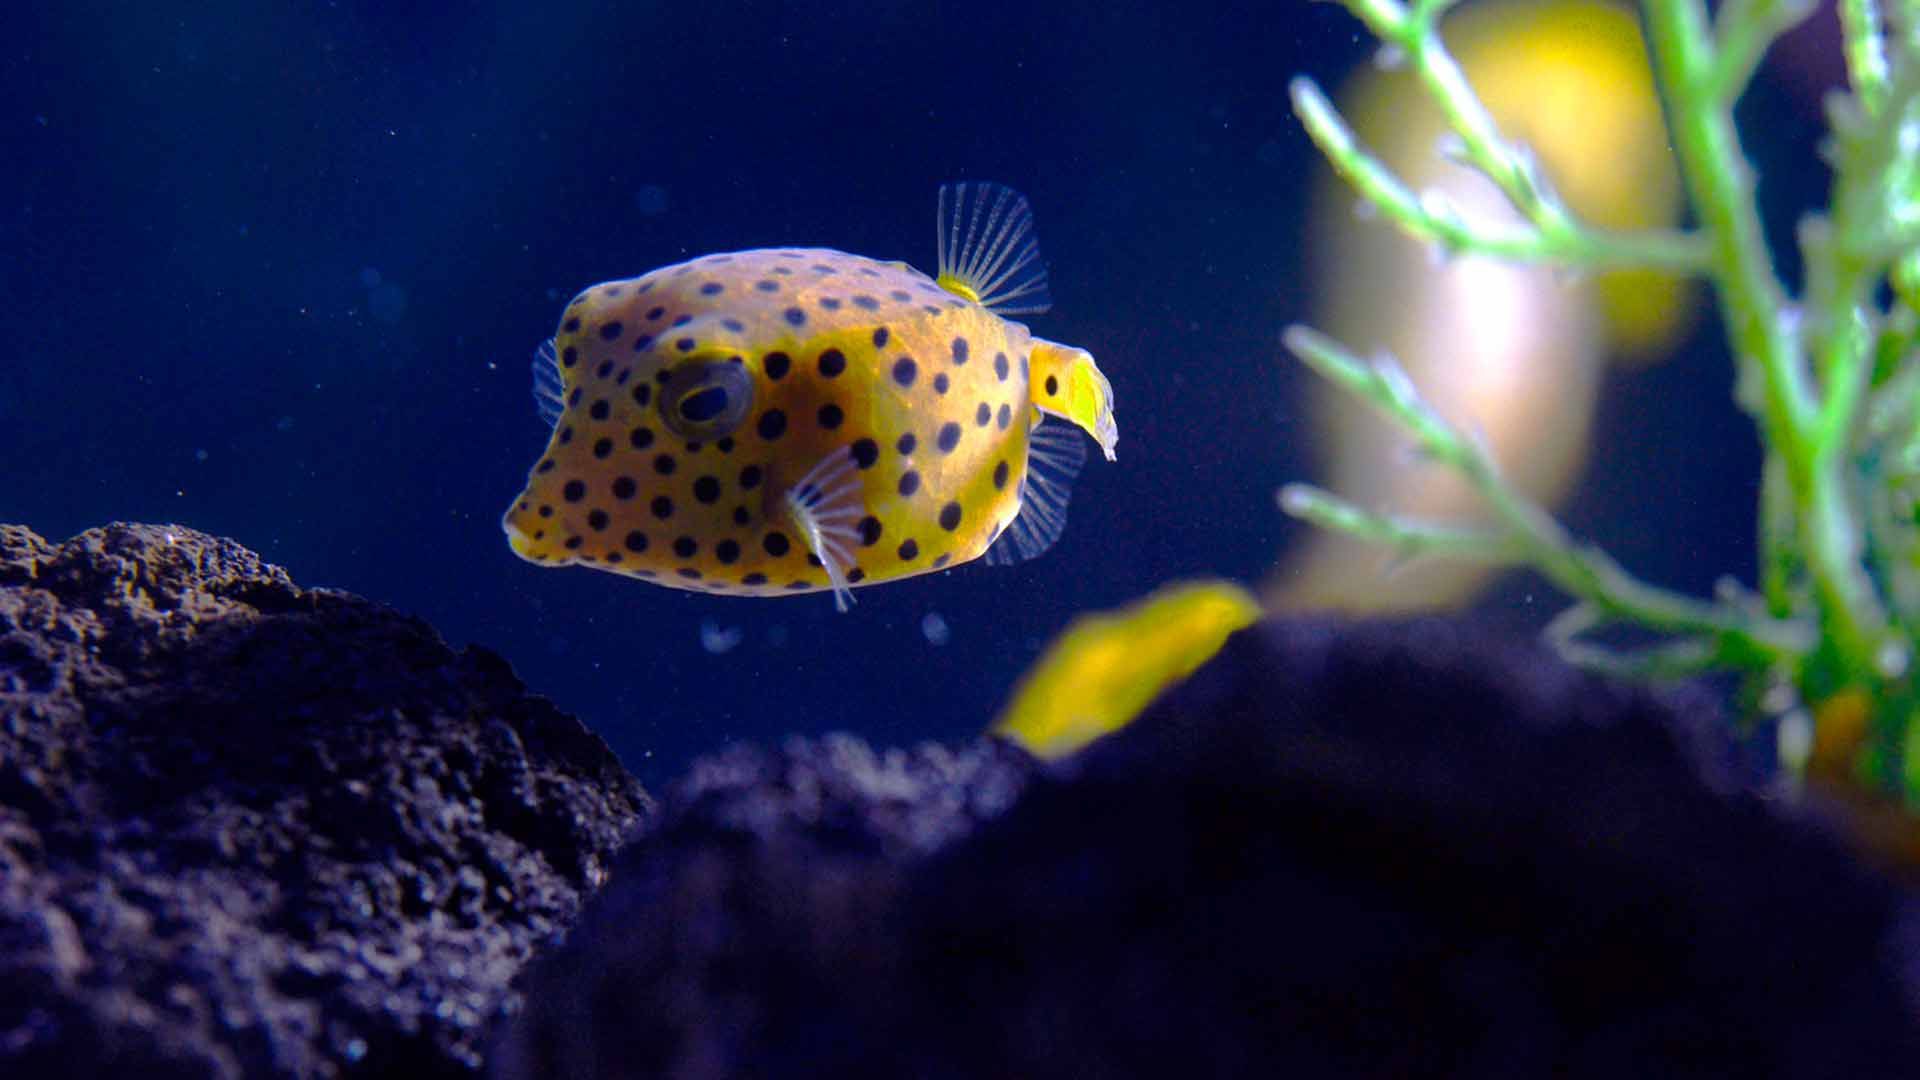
xmin=678 ymin=385 xmax=730 ymax=423
xmin=659 ymin=356 xmax=755 ymax=440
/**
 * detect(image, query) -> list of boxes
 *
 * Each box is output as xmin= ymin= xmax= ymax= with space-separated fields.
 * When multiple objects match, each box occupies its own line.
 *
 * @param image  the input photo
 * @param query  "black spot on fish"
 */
xmin=723 ymin=319 xmax=745 ymax=333
xmin=694 ymin=476 xmax=721 ymax=503
xmin=593 ymin=438 xmax=613 ymax=459
xmin=951 ymin=338 xmax=970 ymax=365
xmin=764 ymin=532 xmax=791 ymax=557
xmin=717 ymin=436 xmax=735 ymax=452
xmin=646 ymin=306 xmax=665 ymax=320
xmin=892 ymin=357 xmax=917 ymax=387
xmin=939 ymin=502 xmax=962 ymax=531
xmin=717 ymin=539 xmax=741 ymax=564
xmin=564 ymin=317 xmax=581 ymax=333
xmin=679 ymin=568 xmax=702 ymax=579
xmin=852 ymin=295 xmax=879 ymax=310
xmin=937 ymin=422 xmax=961 ymax=453
xmin=818 ymin=403 xmax=843 ymax=430
xmin=1045 ymin=374 xmax=1059 ymax=396
xmin=653 ymin=454 xmax=676 ymax=475
xmin=763 ymin=351 xmax=791 ymax=380
xmin=898 ymin=470 xmax=920 ymax=496
xmin=565 ymin=537 xmax=583 ymax=550
xmin=851 ymin=438 xmax=879 ymax=468
xmin=672 ymin=314 xmax=692 ymax=327
xmin=739 ymin=464 xmax=763 ymax=489
xmin=588 ymin=509 xmax=610 ymax=531
xmin=596 ymin=361 xmax=614 ymax=379
xmin=536 ymin=460 xmax=555 ymax=474
xmin=651 ymin=496 xmax=673 ymax=519
xmin=743 ymin=572 xmax=768 ymax=585
xmin=633 ymin=384 xmax=653 ymax=406
xmin=756 ymin=280 xmax=779 ymax=292
xmin=896 ymin=432 xmax=916 ymax=455
xmin=733 ymin=506 xmax=750 ymax=526
xmin=975 ymin=402 xmax=991 ymax=427
xmin=677 ymin=338 xmax=697 ymax=352
xmin=848 ymin=568 xmax=866 ymax=583
xmin=997 ymin=404 xmax=1012 ymax=430
xmin=590 ymin=399 xmax=610 ymax=421
xmin=818 ymin=349 xmax=847 ymax=378
xmin=558 ymin=426 xmax=574 ymax=445
xmin=630 ymin=426 xmax=655 ymax=449
xmin=898 ymin=538 xmax=919 ymax=561
xmin=858 ymin=516 xmax=882 ymax=546
xmin=613 ymin=476 xmax=637 ymax=499
xmin=873 ymin=327 xmax=890 ymax=348
xmin=889 ymin=290 xmax=910 ymax=301
xmin=820 ymin=297 xmax=842 ymax=310
xmin=674 ymin=536 xmax=698 ymax=557
xmin=757 ymin=410 xmax=787 ymax=440
xmin=785 ymin=307 xmax=807 ymax=327
xmin=562 ymin=346 xmax=578 ymax=368
xmin=994 ymin=352 xmax=1009 ymax=381
xmin=700 ymin=282 xmax=724 ymax=296
xmin=933 ymin=373 xmax=949 ymax=395
xmin=600 ymin=322 xmax=624 ymax=341
xmin=623 ymin=532 xmax=648 ymax=553
xmin=932 ymin=553 xmax=951 ymax=569
xmin=563 ymin=480 xmax=586 ymax=503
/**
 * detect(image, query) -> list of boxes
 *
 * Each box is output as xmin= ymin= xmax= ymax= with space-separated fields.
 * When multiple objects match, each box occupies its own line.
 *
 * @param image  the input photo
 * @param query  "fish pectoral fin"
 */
xmin=782 ymin=446 xmax=867 ymax=612
xmin=1029 ymin=338 xmax=1118 ymax=461
xmin=530 ymin=338 xmax=566 ymax=428
xmin=933 ymin=182 xmax=1053 ymax=316
xmin=984 ymin=416 xmax=1086 ymax=567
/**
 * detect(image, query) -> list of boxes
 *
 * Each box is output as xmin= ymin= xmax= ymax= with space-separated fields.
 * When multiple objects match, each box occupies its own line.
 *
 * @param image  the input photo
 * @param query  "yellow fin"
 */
xmin=1029 ymin=338 xmax=1117 ymax=461
xmin=992 ymin=580 xmax=1262 ymax=760
xmin=934 ymin=182 xmax=1052 ymax=315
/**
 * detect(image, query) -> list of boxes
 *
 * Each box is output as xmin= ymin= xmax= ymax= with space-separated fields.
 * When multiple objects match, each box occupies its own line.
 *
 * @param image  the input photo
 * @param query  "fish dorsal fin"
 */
xmin=935 ymin=182 xmax=1052 ymax=316
xmin=1028 ymin=337 xmax=1118 ymax=461
xmin=530 ymin=338 xmax=565 ymax=427
xmin=783 ymin=445 xmax=867 ymax=611
xmin=984 ymin=414 xmax=1086 ymax=567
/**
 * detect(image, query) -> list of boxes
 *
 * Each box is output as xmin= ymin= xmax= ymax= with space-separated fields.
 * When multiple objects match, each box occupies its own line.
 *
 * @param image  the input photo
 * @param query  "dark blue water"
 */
xmin=6 ymin=2 xmax=1802 ymax=787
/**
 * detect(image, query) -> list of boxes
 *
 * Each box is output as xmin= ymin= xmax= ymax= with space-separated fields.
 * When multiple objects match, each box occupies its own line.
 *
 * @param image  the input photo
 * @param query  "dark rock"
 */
xmin=495 ymin=617 xmax=1919 ymax=1079
xmin=0 ymin=522 xmax=649 ymax=1078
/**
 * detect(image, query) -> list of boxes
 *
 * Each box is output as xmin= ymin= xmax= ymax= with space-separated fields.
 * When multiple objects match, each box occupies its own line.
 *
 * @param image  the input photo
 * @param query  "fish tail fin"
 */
xmin=934 ymin=182 xmax=1052 ymax=316
xmin=1028 ymin=338 xmax=1117 ymax=461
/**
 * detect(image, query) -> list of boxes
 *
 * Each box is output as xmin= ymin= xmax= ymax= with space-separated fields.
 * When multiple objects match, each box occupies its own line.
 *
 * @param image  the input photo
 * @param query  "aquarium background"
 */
xmin=4 ymin=1 xmax=1830 ymax=786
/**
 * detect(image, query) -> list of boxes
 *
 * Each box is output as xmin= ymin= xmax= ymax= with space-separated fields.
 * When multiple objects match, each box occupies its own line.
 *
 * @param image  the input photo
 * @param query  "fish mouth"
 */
xmin=501 ymin=500 xmax=554 ymax=563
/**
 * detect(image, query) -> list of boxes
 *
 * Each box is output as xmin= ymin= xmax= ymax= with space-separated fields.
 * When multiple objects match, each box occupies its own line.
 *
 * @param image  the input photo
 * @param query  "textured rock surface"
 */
xmin=0 ymin=523 xmax=649 ymax=1077
xmin=497 ymin=617 xmax=1920 ymax=1079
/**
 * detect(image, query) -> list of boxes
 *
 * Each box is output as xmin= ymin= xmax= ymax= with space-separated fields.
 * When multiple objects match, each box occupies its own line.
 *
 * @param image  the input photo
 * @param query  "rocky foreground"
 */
xmin=2 ymin=523 xmax=1915 ymax=1078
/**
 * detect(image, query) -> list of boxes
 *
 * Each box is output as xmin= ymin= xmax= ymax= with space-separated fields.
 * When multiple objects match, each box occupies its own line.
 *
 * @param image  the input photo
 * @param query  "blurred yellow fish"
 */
xmin=994 ymin=580 xmax=1262 ymax=760
xmin=502 ymin=184 xmax=1118 ymax=610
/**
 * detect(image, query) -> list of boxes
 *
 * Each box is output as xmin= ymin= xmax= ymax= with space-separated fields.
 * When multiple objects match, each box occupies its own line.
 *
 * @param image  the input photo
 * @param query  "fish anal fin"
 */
xmin=1029 ymin=338 xmax=1118 ymax=461
xmin=934 ymin=182 xmax=1052 ymax=316
xmin=782 ymin=446 xmax=867 ymax=611
xmin=984 ymin=416 xmax=1087 ymax=567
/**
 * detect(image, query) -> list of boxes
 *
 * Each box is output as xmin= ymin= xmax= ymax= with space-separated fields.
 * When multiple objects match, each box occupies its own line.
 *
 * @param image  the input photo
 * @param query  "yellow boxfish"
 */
xmin=502 ymin=183 xmax=1118 ymax=610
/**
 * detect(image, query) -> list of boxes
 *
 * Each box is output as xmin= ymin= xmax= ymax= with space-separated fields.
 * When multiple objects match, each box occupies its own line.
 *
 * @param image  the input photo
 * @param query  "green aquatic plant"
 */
xmin=1285 ymin=0 xmax=1920 ymax=800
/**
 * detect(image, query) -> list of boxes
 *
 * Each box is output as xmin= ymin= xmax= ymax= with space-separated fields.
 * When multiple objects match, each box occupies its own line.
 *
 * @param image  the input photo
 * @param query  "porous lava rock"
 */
xmin=496 ymin=618 xmax=1920 ymax=1079
xmin=0 ymin=522 xmax=649 ymax=1078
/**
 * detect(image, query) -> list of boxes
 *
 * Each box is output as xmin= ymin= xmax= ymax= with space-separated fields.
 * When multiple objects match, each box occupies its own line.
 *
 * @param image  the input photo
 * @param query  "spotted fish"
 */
xmin=502 ymin=183 xmax=1118 ymax=610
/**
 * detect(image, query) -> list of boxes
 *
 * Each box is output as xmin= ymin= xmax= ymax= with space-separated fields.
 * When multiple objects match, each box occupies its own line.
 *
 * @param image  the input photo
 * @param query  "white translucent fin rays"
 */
xmin=531 ymin=338 xmax=565 ymax=428
xmin=783 ymin=446 xmax=866 ymax=611
xmin=984 ymin=415 xmax=1087 ymax=567
xmin=936 ymin=182 xmax=1053 ymax=316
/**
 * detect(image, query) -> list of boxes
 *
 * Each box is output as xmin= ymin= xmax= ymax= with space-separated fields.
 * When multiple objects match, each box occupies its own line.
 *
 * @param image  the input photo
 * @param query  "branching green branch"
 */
xmin=1286 ymin=0 xmax=1920 ymax=800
